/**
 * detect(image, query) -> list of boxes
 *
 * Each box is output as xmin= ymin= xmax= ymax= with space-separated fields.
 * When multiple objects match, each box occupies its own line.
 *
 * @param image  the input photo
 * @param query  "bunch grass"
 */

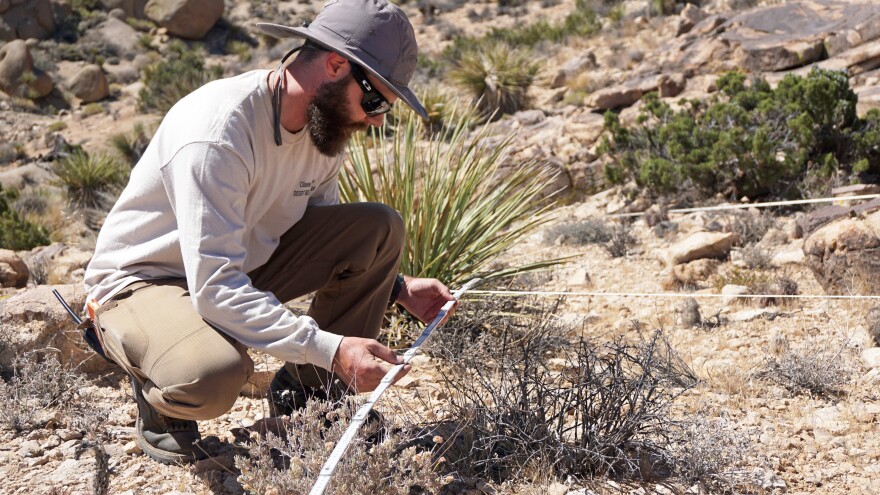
xmin=52 ymin=149 xmax=127 ymax=211
xmin=340 ymin=107 xmax=561 ymax=286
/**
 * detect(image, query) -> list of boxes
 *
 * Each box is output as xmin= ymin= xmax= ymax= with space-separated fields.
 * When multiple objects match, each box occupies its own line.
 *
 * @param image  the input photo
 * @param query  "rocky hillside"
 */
xmin=1 ymin=0 xmax=880 ymax=494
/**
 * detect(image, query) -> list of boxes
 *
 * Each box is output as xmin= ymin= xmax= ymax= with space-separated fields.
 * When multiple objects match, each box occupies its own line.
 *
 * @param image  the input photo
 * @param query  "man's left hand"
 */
xmin=396 ymin=276 xmax=458 ymax=323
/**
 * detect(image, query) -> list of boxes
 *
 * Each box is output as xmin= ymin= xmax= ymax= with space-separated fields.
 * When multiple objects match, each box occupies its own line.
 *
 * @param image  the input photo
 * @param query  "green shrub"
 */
xmin=450 ymin=41 xmax=541 ymax=117
xmin=138 ymin=41 xmax=223 ymax=115
xmin=110 ymin=121 xmax=152 ymax=166
xmin=340 ymin=107 xmax=562 ymax=287
xmin=52 ymin=150 xmax=127 ymax=210
xmin=0 ymin=186 xmax=50 ymax=250
xmin=599 ymin=67 xmax=877 ymax=200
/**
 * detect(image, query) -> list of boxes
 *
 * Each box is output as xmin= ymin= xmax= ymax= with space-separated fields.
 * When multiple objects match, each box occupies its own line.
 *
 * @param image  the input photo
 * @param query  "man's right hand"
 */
xmin=332 ymin=336 xmax=411 ymax=393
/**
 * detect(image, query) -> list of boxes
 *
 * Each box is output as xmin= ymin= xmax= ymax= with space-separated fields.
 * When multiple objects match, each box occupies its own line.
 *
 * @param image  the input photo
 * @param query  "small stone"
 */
xmin=123 ymin=441 xmax=141 ymax=455
xmin=18 ymin=440 xmax=43 ymax=458
xmin=721 ymin=284 xmax=750 ymax=305
xmin=861 ymin=348 xmax=880 ymax=369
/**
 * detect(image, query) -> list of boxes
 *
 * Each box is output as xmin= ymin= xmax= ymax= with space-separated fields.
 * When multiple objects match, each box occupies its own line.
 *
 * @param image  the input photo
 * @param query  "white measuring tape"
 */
xmin=308 ymin=278 xmax=480 ymax=495
xmin=609 ymin=194 xmax=880 ymax=218
xmin=467 ymin=289 xmax=880 ymax=300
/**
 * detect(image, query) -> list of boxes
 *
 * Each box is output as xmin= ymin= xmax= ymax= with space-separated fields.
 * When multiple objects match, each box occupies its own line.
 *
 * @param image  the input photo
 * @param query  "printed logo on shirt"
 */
xmin=293 ymin=180 xmax=316 ymax=197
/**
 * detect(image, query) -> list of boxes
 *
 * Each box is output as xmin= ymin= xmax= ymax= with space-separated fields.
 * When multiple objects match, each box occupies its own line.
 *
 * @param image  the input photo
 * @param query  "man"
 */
xmin=83 ymin=0 xmax=456 ymax=464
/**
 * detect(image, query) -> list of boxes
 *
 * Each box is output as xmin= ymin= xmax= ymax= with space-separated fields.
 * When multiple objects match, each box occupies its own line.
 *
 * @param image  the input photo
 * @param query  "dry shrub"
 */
xmin=673 ymin=415 xmax=761 ymax=493
xmin=0 ymin=348 xmax=95 ymax=432
xmin=717 ymin=210 xmax=777 ymax=247
xmin=235 ymin=398 xmax=444 ymax=495
xmin=739 ymin=244 xmax=772 ymax=270
xmin=543 ymin=219 xmax=612 ymax=245
xmin=758 ymin=337 xmax=856 ymax=398
xmin=425 ymin=301 xmax=697 ymax=483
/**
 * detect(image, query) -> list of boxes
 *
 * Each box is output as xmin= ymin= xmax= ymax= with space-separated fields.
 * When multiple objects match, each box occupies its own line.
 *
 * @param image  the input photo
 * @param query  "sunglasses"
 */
xmin=349 ymin=63 xmax=393 ymax=116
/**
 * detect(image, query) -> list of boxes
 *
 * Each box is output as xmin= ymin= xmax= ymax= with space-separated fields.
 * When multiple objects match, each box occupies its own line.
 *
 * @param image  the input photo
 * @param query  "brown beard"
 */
xmin=307 ymin=77 xmax=368 ymax=157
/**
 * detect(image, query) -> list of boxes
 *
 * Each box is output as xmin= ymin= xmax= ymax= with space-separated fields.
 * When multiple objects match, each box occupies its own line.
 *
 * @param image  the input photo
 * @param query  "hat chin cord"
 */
xmin=272 ymin=46 xmax=303 ymax=146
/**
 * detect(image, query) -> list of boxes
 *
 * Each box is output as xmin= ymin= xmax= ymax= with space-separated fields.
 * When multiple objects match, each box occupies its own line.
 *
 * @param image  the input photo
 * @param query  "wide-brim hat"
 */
xmin=257 ymin=0 xmax=428 ymax=119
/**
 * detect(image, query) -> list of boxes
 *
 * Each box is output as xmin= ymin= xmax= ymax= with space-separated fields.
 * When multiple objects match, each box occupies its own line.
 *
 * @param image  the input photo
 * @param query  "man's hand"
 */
xmin=396 ymin=276 xmax=458 ymax=323
xmin=332 ymin=336 xmax=411 ymax=393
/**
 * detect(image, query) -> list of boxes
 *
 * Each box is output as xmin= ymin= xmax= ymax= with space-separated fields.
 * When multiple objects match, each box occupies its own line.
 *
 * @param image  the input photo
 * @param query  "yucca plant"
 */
xmin=449 ymin=41 xmax=542 ymax=118
xmin=52 ymin=150 xmax=127 ymax=210
xmin=110 ymin=121 xmax=152 ymax=167
xmin=340 ymin=106 xmax=561 ymax=287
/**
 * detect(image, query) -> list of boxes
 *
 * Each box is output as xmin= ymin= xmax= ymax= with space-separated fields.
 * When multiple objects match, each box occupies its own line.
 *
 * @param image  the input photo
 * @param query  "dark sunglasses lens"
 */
xmin=363 ymin=96 xmax=391 ymax=116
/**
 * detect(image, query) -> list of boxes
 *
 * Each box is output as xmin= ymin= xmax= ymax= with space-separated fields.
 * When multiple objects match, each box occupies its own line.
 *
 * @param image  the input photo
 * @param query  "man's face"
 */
xmin=306 ymin=76 xmax=368 ymax=157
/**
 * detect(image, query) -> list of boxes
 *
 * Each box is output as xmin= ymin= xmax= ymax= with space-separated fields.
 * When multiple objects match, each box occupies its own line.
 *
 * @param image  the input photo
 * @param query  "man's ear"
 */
xmin=325 ymin=52 xmax=350 ymax=81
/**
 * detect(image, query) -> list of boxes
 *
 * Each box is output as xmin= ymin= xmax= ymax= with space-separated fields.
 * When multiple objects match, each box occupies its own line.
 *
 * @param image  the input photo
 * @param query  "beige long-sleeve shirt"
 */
xmin=84 ymin=70 xmax=344 ymax=371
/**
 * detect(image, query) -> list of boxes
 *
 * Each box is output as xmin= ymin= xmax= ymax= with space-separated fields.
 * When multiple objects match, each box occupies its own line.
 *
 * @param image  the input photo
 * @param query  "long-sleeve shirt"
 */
xmin=84 ymin=69 xmax=344 ymax=371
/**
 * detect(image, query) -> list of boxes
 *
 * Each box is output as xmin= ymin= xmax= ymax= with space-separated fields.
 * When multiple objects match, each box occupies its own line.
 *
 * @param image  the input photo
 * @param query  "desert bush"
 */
xmin=110 ymin=122 xmax=152 ymax=167
xmin=543 ymin=219 xmax=612 ymax=245
xmin=599 ymin=68 xmax=878 ymax=201
xmin=672 ymin=415 xmax=761 ymax=493
xmin=605 ymin=220 xmax=636 ymax=257
xmin=52 ymin=149 xmax=128 ymax=211
xmin=758 ymin=338 xmax=855 ymax=397
xmin=235 ymin=399 xmax=444 ymax=495
xmin=138 ymin=41 xmax=224 ymax=115
xmin=426 ymin=302 xmax=696 ymax=482
xmin=739 ymin=244 xmax=772 ymax=270
xmin=0 ymin=350 xmax=90 ymax=432
xmin=0 ymin=185 xmax=50 ymax=250
xmin=340 ymin=106 xmax=561 ymax=287
xmin=751 ymin=275 xmax=798 ymax=307
xmin=717 ymin=210 xmax=777 ymax=246
xmin=710 ymin=267 xmax=770 ymax=293
xmin=449 ymin=42 xmax=541 ymax=117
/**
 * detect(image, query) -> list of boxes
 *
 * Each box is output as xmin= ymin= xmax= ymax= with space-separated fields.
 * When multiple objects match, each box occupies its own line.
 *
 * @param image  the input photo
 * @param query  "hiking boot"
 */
xmin=130 ymin=377 xmax=205 ymax=464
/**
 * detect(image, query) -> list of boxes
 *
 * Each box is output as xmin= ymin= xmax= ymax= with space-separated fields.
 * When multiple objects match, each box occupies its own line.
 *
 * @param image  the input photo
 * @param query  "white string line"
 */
xmin=609 ymin=194 xmax=880 ymax=218
xmin=467 ymin=289 xmax=880 ymax=300
xmin=308 ymin=278 xmax=481 ymax=495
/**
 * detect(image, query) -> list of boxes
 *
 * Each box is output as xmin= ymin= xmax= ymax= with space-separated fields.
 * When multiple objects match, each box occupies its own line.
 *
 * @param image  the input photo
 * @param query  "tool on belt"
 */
xmin=51 ymin=289 xmax=114 ymax=364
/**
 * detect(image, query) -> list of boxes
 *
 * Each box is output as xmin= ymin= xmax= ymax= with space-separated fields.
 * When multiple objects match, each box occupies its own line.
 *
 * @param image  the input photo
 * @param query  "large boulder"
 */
xmin=803 ymin=211 xmax=880 ymax=295
xmin=0 ymin=249 xmax=28 ymax=288
xmin=67 ymin=64 xmax=109 ymax=103
xmin=0 ymin=285 xmax=115 ymax=374
xmin=80 ymin=17 xmax=142 ymax=61
xmin=0 ymin=0 xmax=55 ymax=40
xmin=100 ymin=0 xmax=148 ymax=19
xmin=144 ymin=0 xmax=223 ymax=39
xmin=586 ymin=73 xmax=687 ymax=110
xmin=0 ymin=39 xmax=52 ymax=98
xmin=19 ymin=243 xmax=92 ymax=286
xmin=667 ymin=231 xmax=738 ymax=266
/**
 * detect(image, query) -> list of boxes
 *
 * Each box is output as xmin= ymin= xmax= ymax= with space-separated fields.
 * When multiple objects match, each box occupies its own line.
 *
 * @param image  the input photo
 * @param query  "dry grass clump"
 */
xmin=425 ymin=301 xmax=697 ymax=483
xmin=449 ymin=41 xmax=541 ymax=118
xmin=717 ymin=210 xmax=777 ymax=247
xmin=235 ymin=398 xmax=444 ymax=495
xmin=758 ymin=337 xmax=856 ymax=398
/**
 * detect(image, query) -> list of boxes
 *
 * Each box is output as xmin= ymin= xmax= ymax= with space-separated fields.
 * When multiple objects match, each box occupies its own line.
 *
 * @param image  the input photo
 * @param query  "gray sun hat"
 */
xmin=257 ymin=0 xmax=427 ymax=119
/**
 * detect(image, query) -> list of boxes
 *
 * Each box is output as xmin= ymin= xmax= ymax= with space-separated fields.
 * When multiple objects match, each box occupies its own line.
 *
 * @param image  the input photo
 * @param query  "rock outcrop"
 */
xmin=0 ymin=0 xmax=55 ymax=40
xmin=67 ymin=64 xmax=109 ymax=103
xmin=0 ymin=285 xmax=114 ymax=374
xmin=803 ymin=210 xmax=880 ymax=295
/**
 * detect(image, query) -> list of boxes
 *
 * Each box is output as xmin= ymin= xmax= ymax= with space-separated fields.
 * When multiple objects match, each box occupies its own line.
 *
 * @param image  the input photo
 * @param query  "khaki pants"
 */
xmin=96 ymin=203 xmax=404 ymax=420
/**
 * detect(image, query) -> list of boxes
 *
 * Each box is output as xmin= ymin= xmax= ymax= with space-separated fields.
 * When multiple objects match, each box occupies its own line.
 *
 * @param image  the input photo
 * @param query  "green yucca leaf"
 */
xmin=52 ymin=150 xmax=127 ymax=210
xmin=340 ymin=106 xmax=564 ymax=287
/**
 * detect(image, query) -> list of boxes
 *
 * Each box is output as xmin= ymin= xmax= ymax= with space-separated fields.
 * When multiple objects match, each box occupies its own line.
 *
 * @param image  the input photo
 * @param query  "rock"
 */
xmin=100 ymin=0 xmax=148 ymax=19
xmin=550 ymin=52 xmax=597 ymax=89
xmin=678 ymin=297 xmax=701 ymax=328
xmin=667 ymin=231 xmax=737 ymax=266
xmin=832 ymin=183 xmax=880 ymax=197
xmin=0 ymin=38 xmax=52 ymax=98
xmin=0 ymin=249 xmax=28 ymax=288
xmin=68 ymin=64 xmax=109 ymax=103
xmin=145 ymin=0 xmax=223 ymax=39
xmin=18 ymin=439 xmax=42 ymax=457
xmin=657 ymin=73 xmax=686 ymax=98
xmin=770 ymin=242 xmax=805 ymax=267
xmin=81 ymin=17 xmax=142 ymax=60
xmin=721 ymin=284 xmax=750 ymax=305
xmin=0 ymin=0 xmax=55 ymax=40
xmin=803 ymin=211 xmax=880 ymax=295
xmin=796 ymin=198 xmax=880 ymax=237
xmin=671 ymin=258 xmax=719 ymax=285
xmin=862 ymin=348 xmax=880 ymax=369
xmin=868 ymin=306 xmax=880 ymax=346
xmin=0 ymin=284 xmax=115 ymax=374
xmin=730 ymin=307 xmax=778 ymax=322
